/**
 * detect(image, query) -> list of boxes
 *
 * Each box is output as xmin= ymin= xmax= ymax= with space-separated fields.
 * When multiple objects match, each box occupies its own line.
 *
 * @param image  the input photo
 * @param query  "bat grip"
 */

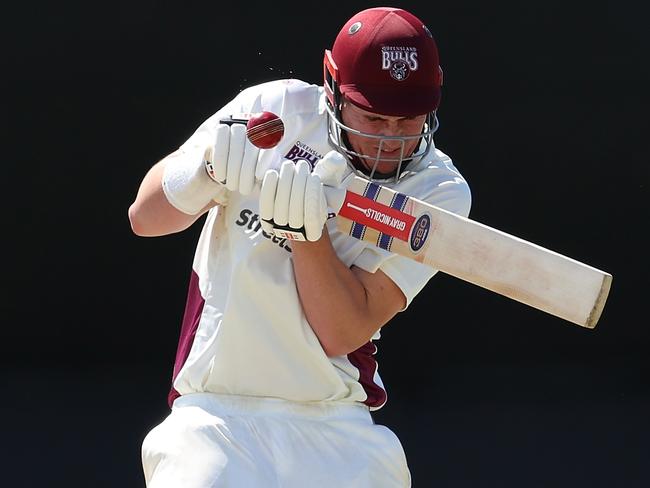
xmin=219 ymin=116 xmax=249 ymax=126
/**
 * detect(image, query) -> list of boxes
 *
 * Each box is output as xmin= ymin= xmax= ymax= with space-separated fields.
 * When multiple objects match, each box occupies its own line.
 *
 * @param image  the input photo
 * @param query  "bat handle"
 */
xmin=219 ymin=116 xmax=250 ymax=126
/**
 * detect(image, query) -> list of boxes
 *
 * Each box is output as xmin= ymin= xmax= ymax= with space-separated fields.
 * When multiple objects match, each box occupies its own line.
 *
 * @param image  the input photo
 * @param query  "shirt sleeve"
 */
xmin=348 ymin=153 xmax=472 ymax=309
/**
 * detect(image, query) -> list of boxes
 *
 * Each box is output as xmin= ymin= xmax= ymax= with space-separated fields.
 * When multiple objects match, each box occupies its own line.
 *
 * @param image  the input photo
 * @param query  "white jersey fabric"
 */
xmin=166 ymin=79 xmax=471 ymax=411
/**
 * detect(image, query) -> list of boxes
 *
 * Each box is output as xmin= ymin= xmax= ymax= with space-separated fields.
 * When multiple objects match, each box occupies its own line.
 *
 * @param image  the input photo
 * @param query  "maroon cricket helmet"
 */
xmin=324 ymin=7 xmax=443 ymax=117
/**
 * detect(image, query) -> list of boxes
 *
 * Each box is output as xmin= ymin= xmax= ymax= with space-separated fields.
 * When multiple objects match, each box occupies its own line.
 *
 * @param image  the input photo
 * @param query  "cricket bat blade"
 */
xmin=325 ymin=177 xmax=612 ymax=328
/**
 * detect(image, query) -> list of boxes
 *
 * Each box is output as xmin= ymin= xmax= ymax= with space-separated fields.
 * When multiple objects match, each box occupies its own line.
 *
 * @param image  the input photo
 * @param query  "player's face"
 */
xmin=340 ymin=101 xmax=427 ymax=175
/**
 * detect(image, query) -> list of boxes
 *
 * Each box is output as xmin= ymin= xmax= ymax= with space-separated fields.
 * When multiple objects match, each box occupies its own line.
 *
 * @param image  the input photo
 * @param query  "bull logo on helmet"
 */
xmin=381 ymin=46 xmax=419 ymax=82
xmin=390 ymin=60 xmax=410 ymax=81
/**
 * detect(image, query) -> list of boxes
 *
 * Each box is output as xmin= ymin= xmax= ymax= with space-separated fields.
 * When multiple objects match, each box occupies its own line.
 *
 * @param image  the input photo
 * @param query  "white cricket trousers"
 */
xmin=141 ymin=392 xmax=411 ymax=488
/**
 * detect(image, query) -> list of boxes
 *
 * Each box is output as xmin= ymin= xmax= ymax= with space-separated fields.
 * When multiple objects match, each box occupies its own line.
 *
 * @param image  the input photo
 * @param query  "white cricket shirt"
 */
xmin=165 ymin=79 xmax=471 ymax=410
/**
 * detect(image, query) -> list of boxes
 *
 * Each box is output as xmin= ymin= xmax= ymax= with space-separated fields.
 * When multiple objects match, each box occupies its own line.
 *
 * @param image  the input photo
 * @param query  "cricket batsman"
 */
xmin=129 ymin=6 xmax=471 ymax=487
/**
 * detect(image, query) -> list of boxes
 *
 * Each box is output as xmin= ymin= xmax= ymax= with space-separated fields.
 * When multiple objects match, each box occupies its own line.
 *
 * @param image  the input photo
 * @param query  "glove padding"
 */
xmin=204 ymin=123 xmax=260 ymax=195
xmin=259 ymin=160 xmax=328 ymax=242
xmin=259 ymin=151 xmax=348 ymax=242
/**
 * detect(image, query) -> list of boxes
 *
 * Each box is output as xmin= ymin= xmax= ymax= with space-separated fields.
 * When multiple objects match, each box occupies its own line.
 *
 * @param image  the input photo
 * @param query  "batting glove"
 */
xmin=204 ymin=123 xmax=260 ymax=195
xmin=259 ymin=152 xmax=347 ymax=242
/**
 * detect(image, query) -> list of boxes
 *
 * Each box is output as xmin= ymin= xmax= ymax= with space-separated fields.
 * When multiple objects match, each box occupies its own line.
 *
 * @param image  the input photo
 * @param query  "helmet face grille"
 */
xmin=325 ymin=102 xmax=438 ymax=183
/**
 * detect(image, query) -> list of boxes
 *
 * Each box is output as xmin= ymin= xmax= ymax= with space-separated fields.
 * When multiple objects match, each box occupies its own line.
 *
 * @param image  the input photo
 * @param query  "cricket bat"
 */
xmin=324 ymin=176 xmax=612 ymax=328
xmin=233 ymin=111 xmax=612 ymax=328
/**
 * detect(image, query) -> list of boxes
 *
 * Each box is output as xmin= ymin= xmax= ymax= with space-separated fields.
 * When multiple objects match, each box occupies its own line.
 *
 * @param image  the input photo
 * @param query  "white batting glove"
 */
xmin=204 ymin=123 xmax=260 ymax=195
xmin=259 ymin=160 xmax=328 ymax=242
xmin=258 ymin=152 xmax=348 ymax=242
xmin=312 ymin=150 xmax=348 ymax=213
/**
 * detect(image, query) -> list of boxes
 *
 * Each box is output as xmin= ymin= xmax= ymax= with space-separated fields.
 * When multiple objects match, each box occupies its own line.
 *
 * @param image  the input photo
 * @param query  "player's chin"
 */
xmin=360 ymin=159 xmax=400 ymax=177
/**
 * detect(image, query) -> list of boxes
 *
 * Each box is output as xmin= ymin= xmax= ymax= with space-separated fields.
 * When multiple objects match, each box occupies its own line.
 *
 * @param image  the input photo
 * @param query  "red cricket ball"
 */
xmin=246 ymin=111 xmax=285 ymax=149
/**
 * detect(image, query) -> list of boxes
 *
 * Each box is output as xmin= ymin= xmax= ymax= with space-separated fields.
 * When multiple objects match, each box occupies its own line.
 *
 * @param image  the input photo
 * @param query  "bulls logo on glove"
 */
xmin=259 ymin=151 xmax=347 ymax=242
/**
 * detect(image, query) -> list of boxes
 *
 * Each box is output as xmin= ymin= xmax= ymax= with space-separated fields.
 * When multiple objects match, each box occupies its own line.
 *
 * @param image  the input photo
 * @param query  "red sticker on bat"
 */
xmin=338 ymin=191 xmax=416 ymax=241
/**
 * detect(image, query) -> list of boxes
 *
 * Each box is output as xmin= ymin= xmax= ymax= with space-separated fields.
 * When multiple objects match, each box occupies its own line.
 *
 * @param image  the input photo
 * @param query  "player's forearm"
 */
xmin=128 ymin=160 xmax=211 ymax=237
xmin=291 ymin=234 xmax=381 ymax=357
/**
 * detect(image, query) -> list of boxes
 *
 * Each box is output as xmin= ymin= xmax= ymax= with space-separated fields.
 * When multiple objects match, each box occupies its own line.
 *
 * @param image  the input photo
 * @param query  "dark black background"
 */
xmin=3 ymin=0 xmax=648 ymax=486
